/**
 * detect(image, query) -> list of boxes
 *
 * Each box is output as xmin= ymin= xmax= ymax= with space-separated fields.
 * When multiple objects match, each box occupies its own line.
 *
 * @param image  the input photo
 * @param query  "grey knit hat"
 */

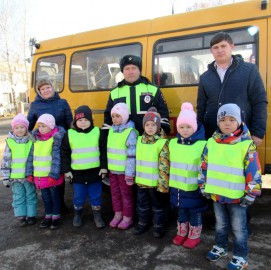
xmin=217 ymin=103 xmax=241 ymax=125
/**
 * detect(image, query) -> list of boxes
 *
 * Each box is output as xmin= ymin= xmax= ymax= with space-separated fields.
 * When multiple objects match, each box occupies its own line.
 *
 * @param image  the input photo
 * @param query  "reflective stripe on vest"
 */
xmin=107 ymin=127 xmax=133 ymax=171
xmin=205 ymin=138 xmax=253 ymax=199
xmin=6 ymin=138 xmax=33 ymax=179
xmin=68 ymin=127 xmax=100 ymax=170
xmin=33 ymin=138 xmax=53 ymax=177
xmin=135 ymin=137 xmax=167 ymax=187
xmin=169 ymin=139 xmax=206 ymax=191
xmin=110 ymin=83 xmax=158 ymax=114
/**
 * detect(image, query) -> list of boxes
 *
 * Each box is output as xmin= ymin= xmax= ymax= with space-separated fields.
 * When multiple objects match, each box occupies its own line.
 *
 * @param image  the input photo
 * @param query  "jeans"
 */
xmin=109 ymin=173 xmax=134 ymax=217
xmin=41 ymin=186 xmax=61 ymax=218
xmin=214 ymin=202 xmax=248 ymax=258
xmin=136 ymin=186 xmax=165 ymax=226
xmin=178 ymin=208 xmax=202 ymax=226
xmin=12 ymin=181 xmax=38 ymax=217
xmin=73 ymin=181 xmax=102 ymax=209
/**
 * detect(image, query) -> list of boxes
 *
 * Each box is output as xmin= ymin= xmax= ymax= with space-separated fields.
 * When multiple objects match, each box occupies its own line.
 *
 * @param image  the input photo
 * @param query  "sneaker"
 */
xmin=18 ymin=217 xmax=28 ymax=227
xmin=206 ymin=245 xmax=228 ymax=262
xmin=226 ymin=256 xmax=248 ymax=270
xmin=50 ymin=219 xmax=61 ymax=230
xmin=27 ymin=217 xmax=36 ymax=225
xmin=39 ymin=218 xmax=52 ymax=228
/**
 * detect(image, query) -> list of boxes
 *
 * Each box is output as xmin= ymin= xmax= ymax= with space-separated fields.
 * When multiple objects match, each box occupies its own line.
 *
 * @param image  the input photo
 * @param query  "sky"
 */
xmin=26 ymin=0 xmax=244 ymax=42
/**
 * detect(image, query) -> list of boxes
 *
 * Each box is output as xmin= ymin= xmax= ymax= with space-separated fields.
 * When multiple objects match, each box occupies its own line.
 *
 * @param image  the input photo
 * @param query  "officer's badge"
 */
xmin=144 ymin=95 xmax=151 ymax=103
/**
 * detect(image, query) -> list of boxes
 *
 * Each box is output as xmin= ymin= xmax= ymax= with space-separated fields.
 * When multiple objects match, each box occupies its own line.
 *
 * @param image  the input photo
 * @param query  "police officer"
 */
xmin=102 ymin=55 xmax=170 ymax=135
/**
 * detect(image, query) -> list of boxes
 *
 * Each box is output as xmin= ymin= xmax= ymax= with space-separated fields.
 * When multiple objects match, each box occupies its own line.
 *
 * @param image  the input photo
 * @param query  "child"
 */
xmin=199 ymin=103 xmax=262 ymax=270
xmin=61 ymin=105 xmax=107 ymax=229
xmin=1 ymin=113 xmax=38 ymax=227
xmin=26 ymin=113 xmax=66 ymax=230
xmin=107 ymin=103 xmax=138 ymax=229
xmin=169 ymin=103 xmax=207 ymax=249
xmin=134 ymin=107 xmax=169 ymax=238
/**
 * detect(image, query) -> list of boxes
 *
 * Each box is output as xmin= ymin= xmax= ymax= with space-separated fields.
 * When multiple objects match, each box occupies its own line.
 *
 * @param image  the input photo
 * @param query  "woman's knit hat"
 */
xmin=11 ymin=113 xmax=29 ymax=130
xmin=37 ymin=114 xmax=56 ymax=130
xmin=176 ymin=102 xmax=198 ymax=132
xmin=120 ymin=55 xmax=142 ymax=72
xmin=111 ymin=102 xmax=129 ymax=125
xmin=74 ymin=105 xmax=93 ymax=124
xmin=217 ymin=103 xmax=241 ymax=125
xmin=143 ymin=107 xmax=161 ymax=130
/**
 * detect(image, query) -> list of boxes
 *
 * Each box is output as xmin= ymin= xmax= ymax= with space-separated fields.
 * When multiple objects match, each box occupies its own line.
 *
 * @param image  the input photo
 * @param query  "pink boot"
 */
xmin=109 ymin=212 xmax=122 ymax=228
xmin=172 ymin=221 xmax=189 ymax=246
xmin=183 ymin=224 xmax=202 ymax=249
xmin=118 ymin=216 xmax=133 ymax=230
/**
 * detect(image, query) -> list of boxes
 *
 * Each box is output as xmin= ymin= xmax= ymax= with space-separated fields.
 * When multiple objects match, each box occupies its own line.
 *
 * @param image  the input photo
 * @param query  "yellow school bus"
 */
xmin=29 ymin=0 xmax=271 ymax=183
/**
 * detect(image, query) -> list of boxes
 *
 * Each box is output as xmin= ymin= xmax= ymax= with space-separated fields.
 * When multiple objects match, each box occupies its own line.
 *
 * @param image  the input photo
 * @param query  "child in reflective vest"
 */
xmin=199 ymin=103 xmax=262 ymax=270
xmin=107 ymin=103 xmax=138 ymax=229
xmin=26 ymin=113 xmax=66 ymax=230
xmin=169 ymin=102 xmax=207 ymax=249
xmin=1 ymin=113 xmax=38 ymax=227
xmin=61 ymin=105 xmax=107 ymax=229
xmin=134 ymin=107 xmax=169 ymax=238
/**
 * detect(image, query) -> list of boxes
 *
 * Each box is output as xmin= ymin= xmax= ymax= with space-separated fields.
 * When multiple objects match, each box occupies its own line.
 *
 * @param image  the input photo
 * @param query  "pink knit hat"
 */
xmin=37 ymin=114 xmax=56 ymax=130
xmin=176 ymin=102 xmax=198 ymax=132
xmin=111 ymin=103 xmax=129 ymax=125
xmin=11 ymin=113 xmax=29 ymax=130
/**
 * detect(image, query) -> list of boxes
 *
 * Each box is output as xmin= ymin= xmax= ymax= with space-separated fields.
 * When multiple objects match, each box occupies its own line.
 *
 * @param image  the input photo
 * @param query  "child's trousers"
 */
xmin=12 ymin=181 xmax=38 ymax=217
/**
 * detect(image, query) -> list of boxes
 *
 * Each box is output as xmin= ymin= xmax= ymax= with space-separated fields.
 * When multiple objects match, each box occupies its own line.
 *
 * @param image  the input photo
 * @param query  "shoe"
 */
xmin=39 ymin=218 xmax=52 ymax=228
xmin=18 ymin=217 xmax=28 ymax=227
xmin=27 ymin=217 xmax=36 ymax=225
xmin=226 ymin=256 xmax=248 ymax=270
xmin=153 ymin=226 xmax=165 ymax=238
xmin=134 ymin=223 xmax=149 ymax=235
xmin=73 ymin=209 xmax=83 ymax=227
xmin=172 ymin=221 xmax=189 ymax=246
xmin=183 ymin=225 xmax=202 ymax=249
xmin=92 ymin=209 xmax=105 ymax=229
xmin=206 ymin=245 xmax=228 ymax=262
xmin=172 ymin=235 xmax=187 ymax=246
xmin=117 ymin=217 xmax=133 ymax=230
xmin=109 ymin=212 xmax=123 ymax=228
xmin=51 ymin=219 xmax=61 ymax=230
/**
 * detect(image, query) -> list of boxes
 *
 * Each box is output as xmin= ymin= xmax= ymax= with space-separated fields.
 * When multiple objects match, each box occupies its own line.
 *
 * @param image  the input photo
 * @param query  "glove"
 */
xmin=27 ymin=175 xmax=34 ymax=183
xmin=48 ymin=177 xmax=57 ymax=185
xmin=3 ymin=179 xmax=10 ymax=188
xmin=65 ymin=172 xmax=73 ymax=184
xmin=125 ymin=176 xmax=134 ymax=186
xmin=99 ymin=169 xmax=108 ymax=179
xmin=240 ymin=194 xmax=255 ymax=207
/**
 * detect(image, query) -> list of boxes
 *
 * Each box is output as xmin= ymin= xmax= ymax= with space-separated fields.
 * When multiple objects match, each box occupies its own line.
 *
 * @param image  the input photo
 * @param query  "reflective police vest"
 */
xmin=205 ymin=138 xmax=253 ymax=199
xmin=6 ymin=138 xmax=33 ymax=179
xmin=107 ymin=127 xmax=133 ymax=172
xmin=68 ymin=127 xmax=100 ymax=170
xmin=169 ymin=139 xmax=206 ymax=191
xmin=33 ymin=138 xmax=54 ymax=177
xmin=110 ymin=83 xmax=158 ymax=115
xmin=135 ymin=137 xmax=167 ymax=187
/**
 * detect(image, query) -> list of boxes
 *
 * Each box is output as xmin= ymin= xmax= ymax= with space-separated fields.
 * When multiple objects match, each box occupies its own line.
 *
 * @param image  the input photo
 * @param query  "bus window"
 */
xmin=153 ymin=28 xmax=257 ymax=87
xmin=70 ymin=43 xmax=142 ymax=91
xmin=35 ymin=55 xmax=65 ymax=92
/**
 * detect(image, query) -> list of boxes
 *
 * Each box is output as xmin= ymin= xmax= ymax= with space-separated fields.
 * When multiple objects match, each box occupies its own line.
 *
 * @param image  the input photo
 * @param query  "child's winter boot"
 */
xmin=153 ymin=225 xmax=166 ymax=238
xmin=118 ymin=216 xmax=133 ymax=230
xmin=73 ymin=208 xmax=83 ymax=227
xmin=172 ymin=221 xmax=189 ymax=246
xmin=183 ymin=224 xmax=202 ymax=249
xmin=92 ymin=206 xmax=105 ymax=229
xmin=110 ymin=212 xmax=123 ymax=228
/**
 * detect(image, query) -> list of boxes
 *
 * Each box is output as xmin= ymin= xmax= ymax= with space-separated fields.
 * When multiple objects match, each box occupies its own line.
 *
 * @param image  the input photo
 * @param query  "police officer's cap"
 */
xmin=120 ymin=55 xmax=142 ymax=72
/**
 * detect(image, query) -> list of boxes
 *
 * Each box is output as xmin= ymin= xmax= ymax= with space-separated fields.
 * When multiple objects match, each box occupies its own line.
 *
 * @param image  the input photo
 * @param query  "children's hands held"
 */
xmin=240 ymin=194 xmax=255 ymax=207
xmin=99 ymin=169 xmax=108 ymax=179
xmin=27 ymin=175 xmax=34 ymax=183
xmin=65 ymin=172 xmax=73 ymax=183
xmin=48 ymin=177 xmax=57 ymax=185
xmin=125 ymin=176 xmax=134 ymax=186
xmin=3 ymin=179 xmax=10 ymax=188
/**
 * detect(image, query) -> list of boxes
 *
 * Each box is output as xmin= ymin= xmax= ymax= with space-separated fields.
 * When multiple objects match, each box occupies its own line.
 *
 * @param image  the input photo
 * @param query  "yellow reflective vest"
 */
xmin=6 ymin=138 xmax=33 ymax=179
xmin=68 ymin=127 xmax=100 ymax=170
xmin=135 ymin=137 xmax=167 ymax=187
xmin=169 ymin=139 xmax=206 ymax=191
xmin=33 ymin=138 xmax=53 ymax=177
xmin=107 ymin=127 xmax=134 ymax=172
xmin=205 ymin=138 xmax=253 ymax=199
